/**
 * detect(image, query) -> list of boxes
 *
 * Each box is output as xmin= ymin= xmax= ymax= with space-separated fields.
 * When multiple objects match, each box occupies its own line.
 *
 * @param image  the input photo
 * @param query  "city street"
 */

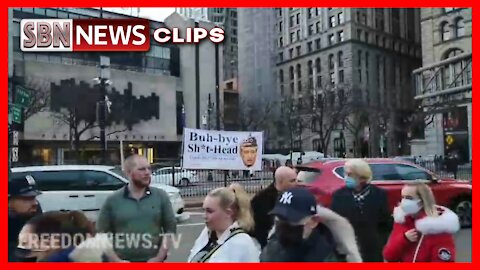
xmin=166 ymin=209 xmax=472 ymax=262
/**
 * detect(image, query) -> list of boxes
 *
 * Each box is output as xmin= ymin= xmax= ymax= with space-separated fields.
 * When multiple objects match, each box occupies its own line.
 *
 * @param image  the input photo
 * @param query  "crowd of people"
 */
xmin=8 ymin=155 xmax=461 ymax=262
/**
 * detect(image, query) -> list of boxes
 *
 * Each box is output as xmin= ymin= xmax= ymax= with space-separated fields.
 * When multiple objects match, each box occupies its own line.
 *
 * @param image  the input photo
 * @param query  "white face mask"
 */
xmin=400 ymin=198 xmax=423 ymax=215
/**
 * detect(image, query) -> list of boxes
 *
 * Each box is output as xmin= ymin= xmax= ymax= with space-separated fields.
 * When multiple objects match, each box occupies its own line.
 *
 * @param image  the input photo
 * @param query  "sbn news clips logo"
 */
xmin=20 ymin=18 xmax=225 ymax=52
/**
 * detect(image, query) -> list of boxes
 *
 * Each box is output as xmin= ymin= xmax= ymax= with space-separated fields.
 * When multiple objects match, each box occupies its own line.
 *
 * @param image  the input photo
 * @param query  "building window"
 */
xmin=383 ymin=37 xmax=387 ymax=48
xmin=290 ymin=82 xmax=295 ymax=94
xmin=455 ymin=18 xmax=465 ymax=37
xmin=316 ymin=21 xmax=321 ymax=33
xmin=290 ymin=16 xmax=295 ymax=26
xmin=290 ymin=32 xmax=295 ymax=43
xmin=358 ymin=68 xmax=362 ymax=83
xmin=280 ymin=84 xmax=285 ymax=96
xmin=290 ymin=66 xmax=294 ymax=80
xmin=329 ymin=54 xmax=335 ymax=70
xmin=307 ymin=8 xmax=313 ymax=19
xmin=329 ymin=34 xmax=335 ymax=45
xmin=297 ymin=30 xmax=301 ymax=41
xmin=279 ymin=69 xmax=284 ymax=83
xmin=298 ymin=81 xmax=302 ymax=92
xmin=364 ymin=32 xmax=369 ymax=43
xmin=296 ymin=13 xmax=300 ymax=24
xmin=329 ymin=16 xmax=336 ymax=28
xmin=296 ymin=64 xmax=302 ymax=78
xmin=317 ymin=75 xmax=322 ymax=87
xmin=357 ymin=29 xmax=362 ymax=40
xmin=330 ymin=72 xmax=336 ymax=84
xmin=308 ymin=60 xmax=313 ymax=75
xmin=315 ymin=58 xmax=321 ymax=73
xmin=338 ymin=12 xmax=344 ymax=24
xmin=308 ymin=24 xmax=314 ymax=35
xmin=307 ymin=41 xmax=313 ymax=52
xmin=365 ymin=52 xmax=369 ymax=66
xmin=315 ymin=38 xmax=321 ymax=49
xmin=279 ymin=37 xmax=283 ymax=47
xmin=316 ymin=8 xmax=320 ymax=16
xmin=296 ymin=46 xmax=301 ymax=56
xmin=279 ymin=21 xmax=283 ymax=32
xmin=308 ymin=77 xmax=314 ymax=89
xmin=278 ymin=52 xmax=284 ymax=62
xmin=339 ymin=70 xmax=344 ymax=83
xmin=338 ymin=51 xmax=344 ymax=67
xmin=338 ymin=31 xmax=344 ymax=42
xmin=357 ymin=50 xmax=362 ymax=66
xmin=375 ymin=8 xmax=384 ymax=31
xmin=376 ymin=35 xmax=379 ymax=46
xmin=441 ymin=22 xmax=451 ymax=41
xmin=277 ymin=8 xmax=282 ymax=17
xmin=289 ymin=48 xmax=294 ymax=59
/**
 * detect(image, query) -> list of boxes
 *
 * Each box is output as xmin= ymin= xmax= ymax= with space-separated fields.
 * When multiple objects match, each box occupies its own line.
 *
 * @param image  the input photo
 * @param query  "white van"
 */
xmin=10 ymin=165 xmax=190 ymax=222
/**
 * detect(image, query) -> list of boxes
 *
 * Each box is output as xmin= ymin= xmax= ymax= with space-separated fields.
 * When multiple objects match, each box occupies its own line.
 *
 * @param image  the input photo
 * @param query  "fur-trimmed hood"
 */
xmin=393 ymin=206 xmax=460 ymax=235
xmin=268 ymin=205 xmax=362 ymax=262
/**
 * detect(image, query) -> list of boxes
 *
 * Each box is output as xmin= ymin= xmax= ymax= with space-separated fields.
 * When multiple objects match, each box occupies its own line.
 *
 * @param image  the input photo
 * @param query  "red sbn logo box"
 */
xmin=20 ymin=19 xmax=150 ymax=52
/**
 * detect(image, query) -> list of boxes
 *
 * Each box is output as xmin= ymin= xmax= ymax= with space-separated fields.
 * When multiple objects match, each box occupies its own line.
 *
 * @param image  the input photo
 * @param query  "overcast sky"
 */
xmin=102 ymin=8 xmax=175 ymax=21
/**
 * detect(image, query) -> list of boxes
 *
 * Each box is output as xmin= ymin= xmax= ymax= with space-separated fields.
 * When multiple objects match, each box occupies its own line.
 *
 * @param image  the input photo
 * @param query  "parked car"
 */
xmin=151 ymin=167 xmax=197 ymax=187
xmin=10 ymin=165 xmax=190 ymax=222
xmin=296 ymin=158 xmax=472 ymax=228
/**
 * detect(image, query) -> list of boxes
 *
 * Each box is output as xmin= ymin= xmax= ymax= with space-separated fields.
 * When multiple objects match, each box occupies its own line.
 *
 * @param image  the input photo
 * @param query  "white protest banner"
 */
xmin=182 ymin=128 xmax=263 ymax=171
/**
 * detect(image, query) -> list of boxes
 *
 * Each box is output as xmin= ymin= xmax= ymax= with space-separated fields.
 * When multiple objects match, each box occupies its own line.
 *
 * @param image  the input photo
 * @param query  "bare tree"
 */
xmin=238 ymin=98 xmax=276 ymax=132
xmin=23 ymin=78 xmax=51 ymax=120
xmin=301 ymin=82 xmax=352 ymax=157
xmin=344 ymin=96 xmax=370 ymax=157
xmin=278 ymin=94 xmax=307 ymax=155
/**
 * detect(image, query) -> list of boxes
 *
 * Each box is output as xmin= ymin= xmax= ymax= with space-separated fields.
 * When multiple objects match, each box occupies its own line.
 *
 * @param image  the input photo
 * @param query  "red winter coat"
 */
xmin=383 ymin=206 xmax=460 ymax=262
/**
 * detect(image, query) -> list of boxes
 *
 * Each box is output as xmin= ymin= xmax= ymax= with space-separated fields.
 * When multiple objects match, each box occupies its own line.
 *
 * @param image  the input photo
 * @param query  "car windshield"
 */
xmin=297 ymin=168 xmax=322 ymax=184
xmin=110 ymin=167 xmax=128 ymax=179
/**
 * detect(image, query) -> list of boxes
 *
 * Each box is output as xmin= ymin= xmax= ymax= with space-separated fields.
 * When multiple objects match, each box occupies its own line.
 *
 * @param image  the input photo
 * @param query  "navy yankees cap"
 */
xmin=269 ymin=187 xmax=317 ymax=223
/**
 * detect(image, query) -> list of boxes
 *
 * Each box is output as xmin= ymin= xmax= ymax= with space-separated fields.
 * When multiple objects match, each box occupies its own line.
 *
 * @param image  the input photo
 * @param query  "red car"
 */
xmin=296 ymin=158 xmax=472 ymax=228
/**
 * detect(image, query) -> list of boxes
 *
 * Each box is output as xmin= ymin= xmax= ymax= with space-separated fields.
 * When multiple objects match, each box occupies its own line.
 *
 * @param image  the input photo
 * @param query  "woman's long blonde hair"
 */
xmin=406 ymin=182 xmax=438 ymax=217
xmin=208 ymin=183 xmax=254 ymax=232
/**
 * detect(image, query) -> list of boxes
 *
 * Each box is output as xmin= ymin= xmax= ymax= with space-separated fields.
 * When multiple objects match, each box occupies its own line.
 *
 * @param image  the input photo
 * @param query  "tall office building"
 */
xmin=273 ymin=8 xmax=423 ymax=157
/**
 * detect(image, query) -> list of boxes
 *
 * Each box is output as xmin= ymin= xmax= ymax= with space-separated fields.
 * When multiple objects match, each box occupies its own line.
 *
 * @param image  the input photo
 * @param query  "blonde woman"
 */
xmin=188 ymin=184 xmax=260 ymax=262
xmin=383 ymin=182 xmax=460 ymax=262
xmin=330 ymin=159 xmax=391 ymax=262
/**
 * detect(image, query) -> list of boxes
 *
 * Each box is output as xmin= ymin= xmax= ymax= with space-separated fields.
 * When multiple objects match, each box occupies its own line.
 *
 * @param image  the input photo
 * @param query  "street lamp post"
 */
xmin=96 ymin=56 xmax=111 ymax=164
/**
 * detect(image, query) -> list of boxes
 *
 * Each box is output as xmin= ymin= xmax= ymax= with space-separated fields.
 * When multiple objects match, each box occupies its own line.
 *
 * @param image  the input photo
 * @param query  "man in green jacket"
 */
xmin=96 ymin=155 xmax=177 ymax=262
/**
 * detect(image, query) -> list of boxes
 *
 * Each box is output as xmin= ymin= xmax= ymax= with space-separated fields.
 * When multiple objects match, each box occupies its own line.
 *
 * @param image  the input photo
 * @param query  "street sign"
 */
xmin=11 ymin=104 xmax=22 ymax=123
xmin=12 ymin=131 xmax=19 ymax=146
xmin=11 ymin=147 xmax=18 ymax=162
xmin=15 ymin=86 xmax=32 ymax=107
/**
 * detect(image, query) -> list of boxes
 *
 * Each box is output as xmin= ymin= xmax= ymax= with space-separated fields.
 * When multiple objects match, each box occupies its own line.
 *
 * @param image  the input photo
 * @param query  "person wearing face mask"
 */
xmin=330 ymin=159 xmax=391 ymax=262
xmin=383 ymin=182 xmax=459 ymax=262
xmin=188 ymin=183 xmax=260 ymax=262
xmin=260 ymin=187 xmax=362 ymax=262
xmin=8 ymin=173 xmax=43 ymax=262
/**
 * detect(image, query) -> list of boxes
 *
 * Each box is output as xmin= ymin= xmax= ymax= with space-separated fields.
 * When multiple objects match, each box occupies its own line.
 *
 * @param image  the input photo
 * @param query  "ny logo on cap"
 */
xmin=25 ymin=175 xmax=36 ymax=186
xmin=279 ymin=191 xmax=293 ymax=205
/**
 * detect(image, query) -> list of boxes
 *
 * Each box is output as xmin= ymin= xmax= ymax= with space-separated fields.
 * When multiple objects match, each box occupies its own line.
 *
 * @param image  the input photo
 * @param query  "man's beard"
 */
xmin=132 ymin=177 xmax=150 ymax=188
